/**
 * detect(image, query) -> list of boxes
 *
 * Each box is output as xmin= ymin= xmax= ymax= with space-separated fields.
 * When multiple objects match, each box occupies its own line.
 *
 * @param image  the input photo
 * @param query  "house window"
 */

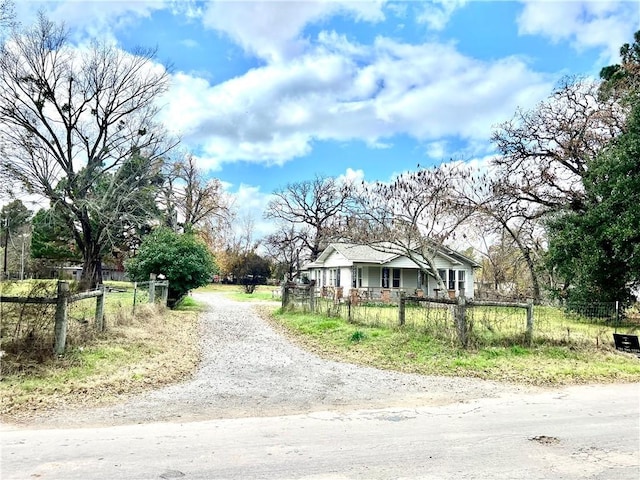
xmin=329 ymin=268 xmax=341 ymax=286
xmin=457 ymin=270 xmax=466 ymax=294
xmin=322 ymin=269 xmax=326 ymax=286
xmin=437 ymin=269 xmax=447 ymax=289
xmin=336 ymin=268 xmax=341 ymax=287
xmin=382 ymin=267 xmax=390 ymax=288
xmin=392 ymin=268 xmax=401 ymax=288
xmin=352 ymin=267 xmax=362 ymax=288
xmin=448 ymin=270 xmax=456 ymax=290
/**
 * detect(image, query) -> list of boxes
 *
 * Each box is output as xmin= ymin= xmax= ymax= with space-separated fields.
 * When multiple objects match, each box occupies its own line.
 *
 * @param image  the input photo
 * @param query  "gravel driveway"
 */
xmin=36 ymin=293 xmax=534 ymax=427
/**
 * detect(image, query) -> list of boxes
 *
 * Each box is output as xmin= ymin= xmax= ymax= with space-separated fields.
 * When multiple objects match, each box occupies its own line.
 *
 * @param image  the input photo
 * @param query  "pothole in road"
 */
xmin=159 ymin=470 xmax=185 ymax=479
xmin=529 ymin=435 xmax=560 ymax=445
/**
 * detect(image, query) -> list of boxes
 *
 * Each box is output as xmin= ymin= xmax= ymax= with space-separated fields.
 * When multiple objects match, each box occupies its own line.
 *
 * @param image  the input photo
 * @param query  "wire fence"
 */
xmin=282 ymin=285 xmax=639 ymax=349
xmin=0 ymin=279 xmax=169 ymax=357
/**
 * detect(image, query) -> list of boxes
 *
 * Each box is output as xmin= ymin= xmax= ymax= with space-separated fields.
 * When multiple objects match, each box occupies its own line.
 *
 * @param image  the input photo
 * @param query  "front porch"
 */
xmin=319 ymin=286 xmax=459 ymax=304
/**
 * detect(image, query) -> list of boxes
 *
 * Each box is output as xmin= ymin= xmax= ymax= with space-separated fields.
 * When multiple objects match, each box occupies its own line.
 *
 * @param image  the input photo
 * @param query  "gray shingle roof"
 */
xmin=330 ymin=243 xmax=397 ymax=263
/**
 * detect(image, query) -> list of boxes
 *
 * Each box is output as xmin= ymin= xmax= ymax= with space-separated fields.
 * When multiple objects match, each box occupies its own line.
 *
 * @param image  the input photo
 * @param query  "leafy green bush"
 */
xmin=126 ymin=228 xmax=216 ymax=307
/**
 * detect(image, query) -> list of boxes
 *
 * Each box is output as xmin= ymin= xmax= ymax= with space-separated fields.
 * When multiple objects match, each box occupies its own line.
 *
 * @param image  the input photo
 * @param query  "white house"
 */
xmin=302 ymin=242 xmax=480 ymax=300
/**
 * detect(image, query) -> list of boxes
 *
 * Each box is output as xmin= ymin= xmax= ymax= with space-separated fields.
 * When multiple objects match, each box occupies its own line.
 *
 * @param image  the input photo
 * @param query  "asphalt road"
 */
xmin=2 ymin=382 xmax=638 ymax=480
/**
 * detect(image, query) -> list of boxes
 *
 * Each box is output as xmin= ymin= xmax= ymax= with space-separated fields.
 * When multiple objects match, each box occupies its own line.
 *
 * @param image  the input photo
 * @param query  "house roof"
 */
xmin=303 ymin=243 xmax=397 ymax=270
xmin=435 ymin=245 xmax=481 ymax=268
xmin=328 ymin=243 xmax=398 ymax=264
xmin=303 ymin=242 xmax=480 ymax=270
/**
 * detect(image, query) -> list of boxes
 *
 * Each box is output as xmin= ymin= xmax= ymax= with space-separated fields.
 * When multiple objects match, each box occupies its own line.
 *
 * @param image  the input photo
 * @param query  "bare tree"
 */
xmin=264 ymin=175 xmax=356 ymax=262
xmin=347 ymin=164 xmax=476 ymax=291
xmin=215 ymin=213 xmax=261 ymax=281
xmin=491 ymin=77 xmax=625 ymax=216
xmin=0 ymin=0 xmax=15 ymax=31
xmin=466 ymin=211 xmax=546 ymax=300
xmin=0 ymin=14 xmax=176 ymax=287
xmin=263 ymin=224 xmax=308 ymax=281
xmin=162 ymin=154 xmax=232 ymax=234
xmin=450 ymin=167 xmax=547 ymax=302
xmin=481 ymin=78 xmax=627 ymax=301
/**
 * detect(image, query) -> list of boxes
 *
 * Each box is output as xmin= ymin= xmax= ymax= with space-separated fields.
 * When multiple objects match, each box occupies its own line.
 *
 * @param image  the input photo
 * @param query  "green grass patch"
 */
xmin=269 ymin=308 xmax=640 ymax=386
xmin=174 ymin=295 xmax=206 ymax=311
xmin=195 ymin=284 xmax=279 ymax=303
xmin=349 ymin=330 xmax=367 ymax=343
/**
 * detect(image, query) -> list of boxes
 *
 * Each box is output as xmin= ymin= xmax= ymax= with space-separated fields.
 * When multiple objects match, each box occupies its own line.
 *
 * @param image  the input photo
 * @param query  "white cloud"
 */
xmin=16 ymin=0 xmax=170 ymax=43
xmin=337 ymin=167 xmax=365 ymax=185
xmin=416 ymin=0 xmax=467 ymax=31
xmin=228 ymin=183 xmax=276 ymax=238
xmin=425 ymin=140 xmax=449 ymax=160
xmin=517 ymin=0 xmax=638 ymax=64
xmin=161 ymin=34 xmax=553 ymax=167
xmin=200 ymin=0 xmax=386 ymax=62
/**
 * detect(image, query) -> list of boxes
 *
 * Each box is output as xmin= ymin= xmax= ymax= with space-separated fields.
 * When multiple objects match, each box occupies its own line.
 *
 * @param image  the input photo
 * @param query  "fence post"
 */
xmin=525 ymin=299 xmax=534 ymax=345
xmin=455 ymin=295 xmax=468 ymax=348
xmin=281 ymin=282 xmax=288 ymax=308
xmin=148 ymin=273 xmax=156 ymax=304
xmin=309 ymin=285 xmax=315 ymax=312
xmin=95 ymin=284 xmax=106 ymax=332
xmin=54 ymin=281 xmax=69 ymax=355
xmin=398 ymin=292 xmax=406 ymax=326
xmin=160 ymin=281 xmax=169 ymax=306
xmin=132 ymin=281 xmax=138 ymax=314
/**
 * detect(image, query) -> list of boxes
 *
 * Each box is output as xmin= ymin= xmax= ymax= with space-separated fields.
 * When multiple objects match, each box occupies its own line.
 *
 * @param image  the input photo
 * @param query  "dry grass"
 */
xmin=0 ymin=303 xmax=200 ymax=422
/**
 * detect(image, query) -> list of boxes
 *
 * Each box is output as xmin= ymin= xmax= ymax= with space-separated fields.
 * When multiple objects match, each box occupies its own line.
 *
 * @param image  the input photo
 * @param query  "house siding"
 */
xmin=383 ymin=257 xmax=419 ymax=269
xmin=324 ymin=251 xmax=350 ymax=268
xmin=341 ymin=267 xmax=352 ymax=288
xmin=431 ymin=257 xmax=474 ymax=298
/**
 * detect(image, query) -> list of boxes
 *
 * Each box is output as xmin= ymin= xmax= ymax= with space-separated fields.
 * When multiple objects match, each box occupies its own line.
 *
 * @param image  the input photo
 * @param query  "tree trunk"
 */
xmin=501 ymin=222 xmax=542 ymax=303
xmin=520 ymin=246 xmax=541 ymax=302
xmin=80 ymin=242 xmax=103 ymax=289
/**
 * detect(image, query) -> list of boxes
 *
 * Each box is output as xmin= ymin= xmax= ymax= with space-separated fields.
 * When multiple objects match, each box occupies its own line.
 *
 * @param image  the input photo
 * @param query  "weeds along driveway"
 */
xmin=34 ymin=292 xmax=535 ymax=427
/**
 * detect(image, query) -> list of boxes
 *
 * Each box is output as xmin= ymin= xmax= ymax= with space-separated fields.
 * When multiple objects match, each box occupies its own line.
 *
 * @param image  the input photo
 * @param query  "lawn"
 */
xmin=195 ymin=283 xmax=280 ymax=303
xmin=267 ymin=306 xmax=640 ymax=386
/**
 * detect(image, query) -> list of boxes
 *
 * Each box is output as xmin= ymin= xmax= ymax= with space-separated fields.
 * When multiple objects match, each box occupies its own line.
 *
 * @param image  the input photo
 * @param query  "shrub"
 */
xmin=126 ymin=228 xmax=216 ymax=307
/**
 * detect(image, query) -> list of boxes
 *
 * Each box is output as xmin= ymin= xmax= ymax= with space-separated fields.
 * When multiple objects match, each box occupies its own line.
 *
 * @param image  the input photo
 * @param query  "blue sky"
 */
xmin=15 ymin=1 xmax=640 ymax=235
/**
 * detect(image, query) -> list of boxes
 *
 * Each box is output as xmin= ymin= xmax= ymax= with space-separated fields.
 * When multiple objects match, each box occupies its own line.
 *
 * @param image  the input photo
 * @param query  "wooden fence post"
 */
xmin=309 ymin=285 xmax=315 ymax=312
xmin=54 ymin=281 xmax=69 ymax=355
xmin=162 ymin=281 xmax=169 ymax=306
xmin=132 ymin=281 xmax=138 ymax=314
xmin=525 ymin=299 xmax=534 ymax=345
xmin=455 ymin=295 xmax=468 ymax=348
xmin=281 ymin=283 xmax=289 ymax=308
xmin=148 ymin=273 xmax=156 ymax=304
xmin=95 ymin=284 xmax=106 ymax=332
xmin=398 ymin=292 xmax=406 ymax=326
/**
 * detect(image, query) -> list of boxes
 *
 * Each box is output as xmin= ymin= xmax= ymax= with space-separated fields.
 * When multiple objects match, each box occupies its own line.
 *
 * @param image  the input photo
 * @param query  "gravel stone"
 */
xmin=34 ymin=293 xmax=535 ymax=427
